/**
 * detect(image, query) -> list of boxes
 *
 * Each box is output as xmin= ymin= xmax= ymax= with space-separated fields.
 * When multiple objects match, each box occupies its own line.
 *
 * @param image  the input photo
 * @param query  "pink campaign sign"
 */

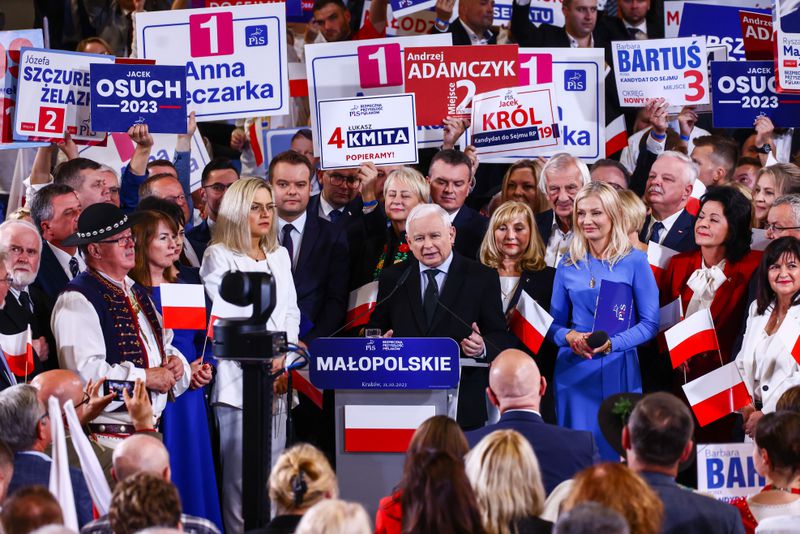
xmin=189 ymin=11 xmax=235 ymax=58
xmin=357 ymin=43 xmax=403 ymax=89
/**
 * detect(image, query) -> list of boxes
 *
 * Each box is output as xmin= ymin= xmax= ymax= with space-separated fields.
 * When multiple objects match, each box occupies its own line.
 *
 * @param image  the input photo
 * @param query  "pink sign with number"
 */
xmin=357 ymin=43 xmax=403 ymax=88
xmin=190 ymin=12 xmax=235 ymax=57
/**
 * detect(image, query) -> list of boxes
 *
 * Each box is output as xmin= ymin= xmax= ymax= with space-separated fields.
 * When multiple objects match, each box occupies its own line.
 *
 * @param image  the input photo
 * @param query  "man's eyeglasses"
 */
xmin=328 ymin=173 xmax=362 ymax=188
xmin=98 ymin=235 xmax=136 ymax=247
xmin=766 ymin=223 xmax=800 ymax=233
xmin=203 ymin=183 xmax=235 ymax=194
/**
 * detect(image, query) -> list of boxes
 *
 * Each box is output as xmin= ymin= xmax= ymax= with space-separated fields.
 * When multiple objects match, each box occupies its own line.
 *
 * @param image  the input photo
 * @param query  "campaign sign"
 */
xmin=697 ymin=443 xmax=766 ymax=500
xmin=90 ymin=64 xmax=187 ymax=134
xmin=776 ymin=0 xmax=800 ymax=93
xmin=0 ymin=30 xmax=46 ymax=150
xmin=613 ymin=37 xmax=709 ymax=107
xmin=308 ymin=337 xmax=460 ymax=390
xmin=665 ymin=0 xmax=769 ymax=39
xmin=206 ymin=0 xmax=282 ymax=6
xmin=391 ymin=0 xmax=436 ymax=19
xmin=711 ymin=61 xmax=800 ymax=128
xmin=136 ymin=3 xmax=289 ymax=121
xmin=678 ymin=3 xmax=769 ymax=62
xmin=317 ymin=93 xmax=417 ymax=170
xmin=265 ymin=127 xmax=304 ymax=170
xmin=404 ymin=45 xmax=518 ymax=126
xmin=470 ymin=84 xmax=560 ymax=157
xmin=286 ymin=0 xmax=315 ymax=23
xmin=14 ymin=48 xmax=114 ymax=143
xmin=740 ymin=10 xmax=774 ymax=60
xmin=78 ymin=130 xmax=210 ymax=192
xmin=494 ymin=0 xmax=565 ymax=27
xmin=478 ymin=48 xmax=604 ymax=163
xmin=305 ymin=33 xmax=451 ymax=156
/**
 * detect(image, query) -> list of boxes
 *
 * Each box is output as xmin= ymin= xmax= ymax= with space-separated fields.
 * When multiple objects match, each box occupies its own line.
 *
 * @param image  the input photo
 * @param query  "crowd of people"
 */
xmin=1 ymin=0 xmax=800 ymax=533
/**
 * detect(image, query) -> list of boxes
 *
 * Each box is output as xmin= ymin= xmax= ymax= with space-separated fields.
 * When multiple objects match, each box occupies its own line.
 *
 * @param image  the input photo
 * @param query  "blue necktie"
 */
xmin=650 ymin=221 xmax=665 ymax=243
xmin=329 ymin=209 xmax=343 ymax=223
xmin=282 ymin=224 xmax=295 ymax=268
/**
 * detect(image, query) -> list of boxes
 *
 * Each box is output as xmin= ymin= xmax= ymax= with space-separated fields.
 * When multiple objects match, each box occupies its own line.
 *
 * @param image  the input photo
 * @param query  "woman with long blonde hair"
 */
xmin=199 ymin=177 xmax=301 ymax=534
xmin=549 ymin=182 xmax=659 ymax=460
xmin=465 ymin=430 xmax=551 ymax=534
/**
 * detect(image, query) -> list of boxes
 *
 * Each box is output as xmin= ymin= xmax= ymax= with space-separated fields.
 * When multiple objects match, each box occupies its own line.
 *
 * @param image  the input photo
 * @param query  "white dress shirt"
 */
xmin=544 ymin=219 xmax=573 ymax=268
xmin=461 ymin=20 xmax=494 ymax=45
xmin=278 ymin=211 xmax=307 ymax=268
xmin=318 ymin=194 xmax=345 ymax=222
xmin=47 ymin=241 xmax=85 ymax=280
xmin=199 ymin=244 xmax=300 ymax=409
xmin=51 ymin=270 xmax=190 ymax=427
xmin=418 ymin=252 xmax=454 ymax=301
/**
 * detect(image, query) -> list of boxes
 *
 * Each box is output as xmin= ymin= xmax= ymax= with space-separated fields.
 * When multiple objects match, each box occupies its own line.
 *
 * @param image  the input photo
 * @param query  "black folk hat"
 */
xmin=63 ymin=203 xmax=140 ymax=246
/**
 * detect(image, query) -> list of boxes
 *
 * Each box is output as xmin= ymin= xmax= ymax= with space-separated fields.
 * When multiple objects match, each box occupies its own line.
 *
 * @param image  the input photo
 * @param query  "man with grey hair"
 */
xmin=0 ymin=384 xmax=93 ymax=526
xmin=535 ymin=153 xmax=591 ymax=268
xmin=0 ymin=220 xmax=55 ymax=379
xmin=623 ymin=392 xmax=744 ymax=534
xmin=368 ymin=203 xmax=513 ymax=429
xmin=766 ymin=194 xmax=800 ymax=240
xmin=639 ymin=151 xmax=699 ymax=253
xmin=555 ymin=502 xmax=629 ymax=534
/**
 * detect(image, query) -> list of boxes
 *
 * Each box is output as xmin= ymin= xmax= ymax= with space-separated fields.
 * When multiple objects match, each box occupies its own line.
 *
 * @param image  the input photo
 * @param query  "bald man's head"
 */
xmin=112 ymin=434 xmax=171 ymax=482
xmin=31 ymin=370 xmax=84 ymax=407
xmin=487 ymin=349 xmax=546 ymax=413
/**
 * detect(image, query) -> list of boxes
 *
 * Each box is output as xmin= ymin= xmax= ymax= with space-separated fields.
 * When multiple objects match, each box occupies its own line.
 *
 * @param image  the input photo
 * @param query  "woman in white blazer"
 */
xmin=736 ymin=237 xmax=800 ymax=438
xmin=199 ymin=177 xmax=300 ymax=534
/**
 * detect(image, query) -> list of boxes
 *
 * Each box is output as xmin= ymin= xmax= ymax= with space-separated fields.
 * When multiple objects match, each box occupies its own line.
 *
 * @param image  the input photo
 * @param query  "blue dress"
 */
xmin=548 ymin=250 xmax=659 ymax=460
xmin=148 ymin=269 xmax=223 ymax=530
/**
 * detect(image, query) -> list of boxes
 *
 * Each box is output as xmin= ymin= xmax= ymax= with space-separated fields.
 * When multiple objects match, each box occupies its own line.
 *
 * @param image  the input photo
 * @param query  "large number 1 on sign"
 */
xmin=518 ymin=53 xmax=553 ymax=86
xmin=189 ymin=12 xmax=235 ymax=58
xmin=357 ymin=44 xmax=402 ymax=89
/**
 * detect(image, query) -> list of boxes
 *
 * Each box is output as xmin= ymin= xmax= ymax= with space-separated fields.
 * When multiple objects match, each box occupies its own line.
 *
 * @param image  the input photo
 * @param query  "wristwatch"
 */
xmin=756 ymin=143 xmax=772 ymax=155
xmin=603 ymin=339 xmax=613 ymax=354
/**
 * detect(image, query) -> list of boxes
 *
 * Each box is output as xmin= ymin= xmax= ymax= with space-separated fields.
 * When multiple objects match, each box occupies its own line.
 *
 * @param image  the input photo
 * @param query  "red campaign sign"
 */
xmin=404 ymin=44 xmax=519 ymax=126
xmin=740 ymin=10 xmax=774 ymax=61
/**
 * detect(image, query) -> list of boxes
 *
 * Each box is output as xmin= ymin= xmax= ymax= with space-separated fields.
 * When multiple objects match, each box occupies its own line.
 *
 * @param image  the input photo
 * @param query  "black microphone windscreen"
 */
xmin=586 ymin=330 xmax=609 ymax=349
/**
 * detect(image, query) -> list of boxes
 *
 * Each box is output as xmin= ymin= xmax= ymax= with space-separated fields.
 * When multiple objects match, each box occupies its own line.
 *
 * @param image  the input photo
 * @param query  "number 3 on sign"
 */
xmin=357 ymin=44 xmax=403 ymax=89
xmin=684 ymin=69 xmax=705 ymax=103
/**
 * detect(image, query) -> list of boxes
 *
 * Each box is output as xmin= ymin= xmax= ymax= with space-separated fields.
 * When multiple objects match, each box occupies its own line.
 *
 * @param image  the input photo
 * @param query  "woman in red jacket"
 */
xmin=661 ymin=186 xmax=761 ymax=442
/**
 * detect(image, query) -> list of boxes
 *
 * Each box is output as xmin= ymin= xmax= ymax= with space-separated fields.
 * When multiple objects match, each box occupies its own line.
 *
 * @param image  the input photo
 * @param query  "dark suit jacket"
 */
xmin=8 ymin=452 xmax=94 ymax=527
xmin=33 ymin=242 xmax=71 ymax=302
xmin=534 ymin=210 xmax=556 ymax=247
xmin=639 ymin=210 xmax=698 ymax=254
xmin=187 ymin=219 xmax=212 ymax=263
xmin=307 ymin=194 xmax=385 ymax=255
xmin=466 ymin=410 xmax=599 ymax=494
xmin=293 ymin=211 xmax=350 ymax=341
xmin=432 ymin=18 xmax=498 ymax=45
xmin=367 ymin=254 xmax=514 ymax=428
xmin=640 ymin=471 xmax=744 ymax=534
xmin=452 ymin=206 xmax=489 ymax=260
xmin=0 ymin=286 xmax=56 ymax=378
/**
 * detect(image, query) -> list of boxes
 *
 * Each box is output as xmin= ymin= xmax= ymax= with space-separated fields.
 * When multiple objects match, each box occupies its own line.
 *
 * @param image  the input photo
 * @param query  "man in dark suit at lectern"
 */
xmin=367 ymin=203 xmax=513 ymax=430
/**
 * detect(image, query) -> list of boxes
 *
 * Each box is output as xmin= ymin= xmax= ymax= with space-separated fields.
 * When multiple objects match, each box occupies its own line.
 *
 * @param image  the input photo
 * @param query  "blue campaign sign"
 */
xmin=678 ymin=3 xmax=769 ymax=61
xmin=90 ymin=63 xmax=187 ymax=134
xmin=711 ymin=61 xmax=800 ymax=128
xmin=308 ymin=337 xmax=460 ymax=390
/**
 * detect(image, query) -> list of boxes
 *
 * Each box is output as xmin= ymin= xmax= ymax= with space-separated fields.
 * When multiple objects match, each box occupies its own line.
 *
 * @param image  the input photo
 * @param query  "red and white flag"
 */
xmin=647 ymin=241 xmax=679 ymax=282
xmin=606 ymin=114 xmax=628 ymax=156
xmin=346 ymin=281 xmax=379 ymax=328
xmin=344 ymin=405 xmax=435 ymax=453
xmin=682 ymin=362 xmax=752 ymax=427
xmin=0 ymin=326 xmax=33 ymax=377
xmin=207 ymin=297 xmax=252 ymax=340
xmin=160 ymin=283 xmax=206 ymax=330
xmin=291 ymin=369 xmax=323 ymax=409
xmin=686 ymin=179 xmax=706 ymax=216
xmin=659 ymin=296 xmax=683 ymax=333
xmin=776 ymin=315 xmax=800 ymax=366
xmin=664 ymin=309 xmax=719 ymax=369
xmin=289 ymin=62 xmax=308 ymax=98
xmin=508 ymin=291 xmax=553 ymax=354
xmin=246 ymin=117 xmax=268 ymax=167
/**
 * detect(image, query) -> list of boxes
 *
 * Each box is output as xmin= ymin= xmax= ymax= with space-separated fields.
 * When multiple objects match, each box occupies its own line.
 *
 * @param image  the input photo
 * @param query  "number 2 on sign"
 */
xmin=684 ymin=70 xmax=705 ymax=103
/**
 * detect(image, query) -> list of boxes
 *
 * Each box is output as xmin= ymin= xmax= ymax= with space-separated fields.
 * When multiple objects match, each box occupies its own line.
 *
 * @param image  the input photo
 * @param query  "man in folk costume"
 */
xmin=52 ymin=203 xmax=190 ymax=448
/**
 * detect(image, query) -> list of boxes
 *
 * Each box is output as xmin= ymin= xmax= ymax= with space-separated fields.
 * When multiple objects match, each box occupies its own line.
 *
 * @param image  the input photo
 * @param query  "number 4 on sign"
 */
xmin=328 ymin=127 xmax=344 ymax=149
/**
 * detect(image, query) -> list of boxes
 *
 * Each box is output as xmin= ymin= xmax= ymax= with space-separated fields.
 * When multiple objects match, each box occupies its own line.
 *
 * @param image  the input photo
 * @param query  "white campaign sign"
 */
xmin=305 ymin=33 xmax=452 ymax=156
xmin=14 ymin=48 xmax=114 ymax=142
xmin=664 ymin=0 xmax=769 ymax=39
xmin=135 ymin=4 xmax=289 ymax=121
xmin=478 ymin=48 xmax=604 ymax=163
xmin=78 ymin=131 xmax=210 ymax=192
xmin=613 ymin=37 xmax=709 ymax=107
xmin=776 ymin=0 xmax=800 ymax=93
xmin=470 ymin=84 xmax=561 ymax=157
xmin=697 ymin=443 xmax=766 ymax=500
xmin=317 ymin=93 xmax=417 ymax=169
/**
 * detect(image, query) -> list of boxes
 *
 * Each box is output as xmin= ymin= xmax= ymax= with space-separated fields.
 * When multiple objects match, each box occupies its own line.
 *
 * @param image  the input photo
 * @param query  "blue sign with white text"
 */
xmin=90 ymin=63 xmax=187 ymax=134
xmin=711 ymin=61 xmax=800 ymax=128
xmin=308 ymin=337 xmax=460 ymax=390
xmin=678 ymin=3 xmax=769 ymax=61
